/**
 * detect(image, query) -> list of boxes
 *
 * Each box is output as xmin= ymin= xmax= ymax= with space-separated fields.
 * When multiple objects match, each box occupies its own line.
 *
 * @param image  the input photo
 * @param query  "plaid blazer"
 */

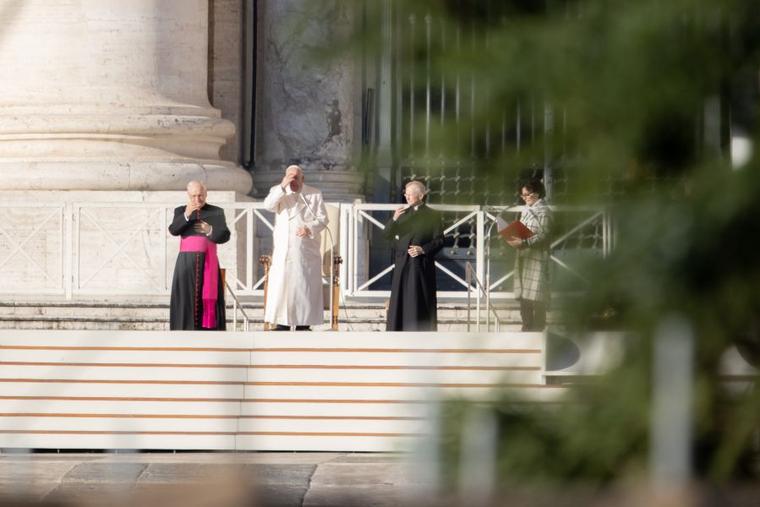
xmin=513 ymin=199 xmax=552 ymax=302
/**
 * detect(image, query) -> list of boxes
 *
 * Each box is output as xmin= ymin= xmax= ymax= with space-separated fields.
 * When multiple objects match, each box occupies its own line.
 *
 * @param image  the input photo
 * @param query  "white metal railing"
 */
xmin=481 ymin=206 xmax=612 ymax=298
xmin=0 ymin=202 xmax=611 ymax=306
xmin=341 ymin=203 xmax=485 ymax=299
xmin=341 ymin=203 xmax=611 ymax=301
xmin=465 ymin=261 xmax=501 ymax=332
xmin=224 ymin=277 xmax=251 ymax=332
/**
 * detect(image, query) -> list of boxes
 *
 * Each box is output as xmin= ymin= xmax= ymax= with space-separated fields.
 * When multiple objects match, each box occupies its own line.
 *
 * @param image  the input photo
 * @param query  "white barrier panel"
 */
xmin=0 ymin=329 xmax=560 ymax=451
xmin=0 ymin=201 xmax=611 ymax=302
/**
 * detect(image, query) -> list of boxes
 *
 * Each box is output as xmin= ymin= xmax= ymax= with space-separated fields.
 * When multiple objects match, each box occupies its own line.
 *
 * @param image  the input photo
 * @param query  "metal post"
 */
xmin=543 ymin=102 xmax=554 ymax=201
xmin=339 ymin=204 xmax=349 ymax=299
xmin=246 ymin=208 xmax=254 ymax=290
xmin=233 ymin=298 xmax=238 ymax=332
xmin=327 ymin=233 xmax=334 ymax=331
xmin=458 ymin=405 xmax=497 ymax=504
xmin=408 ymin=13 xmax=416 ymax=152
xmin=476 ymin=210 xmax=485 ymax=298
xmin=486 ymin=283 xmax=491 ymax=332
xmin=651 ymin=315 xmax=693 ymax=495
xmin=466 ymin=263 xmax=471 ymax=332
xmin=424 ymin=13 xmax=431 ymax=157
xmin=351 ymin=206 xmax=358 ymax=296
xmin=476 ymin=284 xmax=481 ymax=332
xmin=484 ymin=218 xmax=496 ymax=332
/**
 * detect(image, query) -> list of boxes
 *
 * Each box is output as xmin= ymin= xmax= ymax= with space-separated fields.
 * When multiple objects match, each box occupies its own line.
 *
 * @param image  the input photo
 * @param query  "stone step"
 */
xmin=0 ymin=302 xmax=521 ymax=317
xmin=0 ymin=301 xmax=523 ymax=331
xmin=0 ymin=318 xmax=518 ymax=332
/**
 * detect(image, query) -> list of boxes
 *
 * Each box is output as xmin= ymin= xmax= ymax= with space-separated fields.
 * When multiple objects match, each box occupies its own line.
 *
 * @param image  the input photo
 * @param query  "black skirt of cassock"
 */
xmin=169 ymin=252 xmax=226 ymax=330
xmin=386 ymin=255 xmax=438 ymax=331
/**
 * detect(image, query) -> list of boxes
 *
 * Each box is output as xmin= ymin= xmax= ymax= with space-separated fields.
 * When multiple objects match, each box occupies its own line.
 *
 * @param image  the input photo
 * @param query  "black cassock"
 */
xmin=385 ymin=204 xmax=444 ymax=331
xmin=168 ymin=203 xmax=230 ymax=330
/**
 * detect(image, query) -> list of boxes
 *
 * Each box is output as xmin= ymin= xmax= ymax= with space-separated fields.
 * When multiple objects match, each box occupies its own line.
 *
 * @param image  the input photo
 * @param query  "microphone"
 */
xmin=297 ymin=190 xmax=338 ymax=330
xmin=298 ymin=191 xmax=327 ymax=225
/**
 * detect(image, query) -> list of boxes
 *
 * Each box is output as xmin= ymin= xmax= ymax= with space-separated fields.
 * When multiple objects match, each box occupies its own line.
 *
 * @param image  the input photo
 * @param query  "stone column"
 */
xmin=253 ymin=0 xmax=363 ymax=201
xmin=209 ymin=0 xmax=245 ymax=165
xmin=0 ymin=0 xmax=252 ymax=192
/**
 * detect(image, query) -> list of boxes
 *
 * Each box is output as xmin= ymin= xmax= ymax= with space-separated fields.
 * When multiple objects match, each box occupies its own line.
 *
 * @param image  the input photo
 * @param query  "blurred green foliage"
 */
xmin=348 ymin=0 xmax=760 ymax=487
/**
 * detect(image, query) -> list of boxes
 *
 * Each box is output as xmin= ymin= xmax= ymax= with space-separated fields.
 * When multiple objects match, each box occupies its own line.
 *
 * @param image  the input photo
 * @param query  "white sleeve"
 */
xmin=263 ymin=185 xmax=286 ymax=212
xmin=305 ymin=193 xmax=328 ymax=236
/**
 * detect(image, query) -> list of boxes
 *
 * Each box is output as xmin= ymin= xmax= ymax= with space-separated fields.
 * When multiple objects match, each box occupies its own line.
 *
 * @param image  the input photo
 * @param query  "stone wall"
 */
xmin=253 ymin=0 xmax=364 ymax=201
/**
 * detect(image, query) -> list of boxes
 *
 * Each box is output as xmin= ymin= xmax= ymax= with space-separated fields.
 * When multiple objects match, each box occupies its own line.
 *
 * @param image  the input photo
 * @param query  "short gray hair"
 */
xmin=405 ymin=180 xmax=427 ymax=197
xmin=186 ymin=180 xmax=207 ymax=192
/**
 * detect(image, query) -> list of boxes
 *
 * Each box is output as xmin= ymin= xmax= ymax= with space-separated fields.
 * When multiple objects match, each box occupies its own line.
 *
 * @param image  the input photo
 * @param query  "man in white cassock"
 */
xmin=264 ymin=165 xmax=328 ymax=330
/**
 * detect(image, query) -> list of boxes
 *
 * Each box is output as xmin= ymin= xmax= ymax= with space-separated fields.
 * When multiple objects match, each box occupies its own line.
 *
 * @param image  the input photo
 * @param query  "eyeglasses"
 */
xmin=520 ymin=192 xmax=536 ymax=198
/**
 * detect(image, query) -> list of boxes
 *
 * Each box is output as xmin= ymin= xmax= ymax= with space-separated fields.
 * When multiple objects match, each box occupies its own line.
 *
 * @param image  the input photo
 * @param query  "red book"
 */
xmin=499 ymin=220 xmax=533 ymax=240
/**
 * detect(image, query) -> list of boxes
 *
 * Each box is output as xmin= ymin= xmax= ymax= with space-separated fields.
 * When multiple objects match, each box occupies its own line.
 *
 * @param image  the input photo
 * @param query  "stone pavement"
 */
xmin=0 ymin=452 xmax=432 ymax=507
xmin=4 ymin=452 xmax=760 ymax=507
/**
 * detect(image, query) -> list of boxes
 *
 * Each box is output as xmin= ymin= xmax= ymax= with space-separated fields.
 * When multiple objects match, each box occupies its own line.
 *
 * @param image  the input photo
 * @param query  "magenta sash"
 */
xmin=180 ymin=236 xmax=219 ymax=329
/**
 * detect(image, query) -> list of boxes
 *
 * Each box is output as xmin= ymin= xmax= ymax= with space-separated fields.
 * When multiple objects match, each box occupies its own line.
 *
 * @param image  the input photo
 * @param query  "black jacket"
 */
xmin=385 ymin=204 xmax=444 ymax=331
xmin=168 ymin=204 xmax=230 ymax=244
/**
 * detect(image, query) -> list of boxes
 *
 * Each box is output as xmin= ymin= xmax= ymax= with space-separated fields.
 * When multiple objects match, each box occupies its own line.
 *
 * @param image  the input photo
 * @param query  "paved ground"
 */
xmin=0 ymin=452 xmax=430 ymax=507
xmin=5 ymin=452 xmax=759 ymax=507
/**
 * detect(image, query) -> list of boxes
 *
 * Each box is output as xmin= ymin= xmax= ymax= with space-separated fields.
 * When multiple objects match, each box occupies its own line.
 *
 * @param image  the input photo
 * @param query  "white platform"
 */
xmin=0 ymin=329 xmax=560 ymax=452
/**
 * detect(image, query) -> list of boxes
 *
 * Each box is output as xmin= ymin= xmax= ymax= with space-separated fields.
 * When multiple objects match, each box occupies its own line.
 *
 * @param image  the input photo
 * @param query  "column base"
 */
xmin=0 ymin=160 xmax=253 ymax=193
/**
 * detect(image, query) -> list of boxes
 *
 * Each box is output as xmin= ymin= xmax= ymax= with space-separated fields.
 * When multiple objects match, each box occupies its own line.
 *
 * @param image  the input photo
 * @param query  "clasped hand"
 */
xmin=186 ymin=201 xmax=210 ymax=235
xmin=296 ymin=226 xmax=311 ymax=238
xmin=193 ymin=221 xmax=211 ymax=235
xmin=407 ymin=245 xmax=424 ymax=257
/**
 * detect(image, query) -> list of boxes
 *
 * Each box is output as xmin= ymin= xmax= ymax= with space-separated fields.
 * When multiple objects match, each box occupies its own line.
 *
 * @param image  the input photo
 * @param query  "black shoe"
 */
xmin=295 ymin=325 xmax=311 ymax=331
xmin=273 ymin=324 xmax=290 ymax=331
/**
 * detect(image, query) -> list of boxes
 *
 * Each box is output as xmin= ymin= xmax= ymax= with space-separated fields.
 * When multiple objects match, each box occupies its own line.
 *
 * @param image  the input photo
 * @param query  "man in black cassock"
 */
xmin=168 ymin=180 xmax=230 ymax=330
xmin=385 ymin=180 xmax=444 ymax=331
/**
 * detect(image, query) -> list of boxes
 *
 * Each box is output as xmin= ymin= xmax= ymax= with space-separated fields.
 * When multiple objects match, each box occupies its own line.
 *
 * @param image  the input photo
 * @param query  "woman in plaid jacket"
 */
xmin=506 ymin=179 xmax=552 ymax=331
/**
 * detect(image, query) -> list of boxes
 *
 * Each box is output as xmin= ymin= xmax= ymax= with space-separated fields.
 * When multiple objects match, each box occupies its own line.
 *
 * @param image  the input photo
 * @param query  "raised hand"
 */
xmin=281 ymin=172 xmax=297 ymax=191
xmin=393 ymin=206 xmax=408 ymax=221
xmin=185 ymin=201 xmax=202 ymax=218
